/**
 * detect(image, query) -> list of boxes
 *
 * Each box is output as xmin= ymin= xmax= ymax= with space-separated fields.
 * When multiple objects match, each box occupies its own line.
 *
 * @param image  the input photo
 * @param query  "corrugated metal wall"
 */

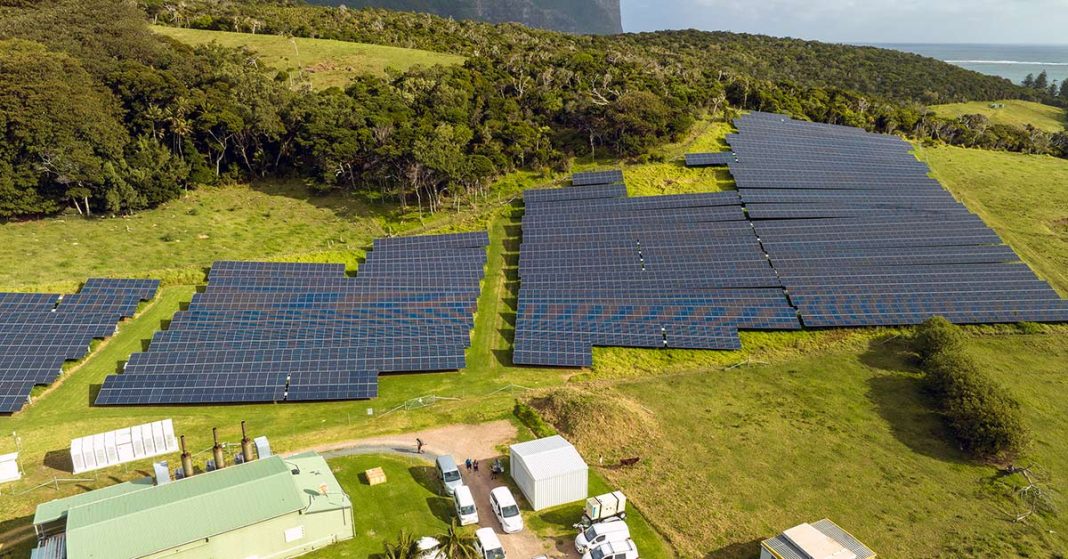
xmin=531 ymin=467 xmax=587 ymax=510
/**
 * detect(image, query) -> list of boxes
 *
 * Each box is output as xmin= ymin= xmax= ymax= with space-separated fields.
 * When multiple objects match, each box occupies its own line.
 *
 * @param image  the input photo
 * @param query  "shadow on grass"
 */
xmin=87 ymin=384 xmax=102 ymax=406
xmin=425 ymin=495 xmax=454 ymax=523
xmin=705 ymin=538 xmax=763 ymax=559
xmin=861 ymin=337 xmax=965 ymax=463
xmin=0 ymin=515 xmax=35 ymax=559
xmin=44 ymin=449 xmax=74 ymax=473
xmin=409 ymin=465 xmax=442 ymax=495
xmin=865 ymin=374 xmax=964 ymax=464
xmin=859 ymin=334 xmax=917 ymax=372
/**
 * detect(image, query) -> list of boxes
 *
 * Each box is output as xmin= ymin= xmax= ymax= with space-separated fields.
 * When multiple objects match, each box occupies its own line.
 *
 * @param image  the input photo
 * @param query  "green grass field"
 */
xmin=535 ymin=332 xmax=1068 ymax=558
xmin=929 ymin=100 xmax=1067 ymax=133
xmin=2 ymin=119 xmax=1068 ymax=557
xmin=152 ymin=26 xmax=465 ymax=90
xmin=918 ymin=144 xmax=1068 ymax=295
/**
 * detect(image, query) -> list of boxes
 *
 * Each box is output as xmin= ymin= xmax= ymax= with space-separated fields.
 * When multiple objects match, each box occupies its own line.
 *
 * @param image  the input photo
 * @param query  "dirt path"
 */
xmin=299 ymin=421 xmax=574 ymax=559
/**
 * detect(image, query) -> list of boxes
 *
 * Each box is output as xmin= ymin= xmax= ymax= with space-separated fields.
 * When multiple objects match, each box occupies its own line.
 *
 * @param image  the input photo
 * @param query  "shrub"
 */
xmin=913 ymin=317 xmax=1030 ymax=462
xmin=914 ymin=316 xmax=965 ymax=365
xmin=513 ymin=400 xmax=557 ymax=439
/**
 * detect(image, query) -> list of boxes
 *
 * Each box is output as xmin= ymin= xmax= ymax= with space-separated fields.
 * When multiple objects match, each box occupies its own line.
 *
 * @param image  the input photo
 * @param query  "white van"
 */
xmin=489 ymin=486 xmax=524 ymax=533
xmin=576 ymin=521 xmax=631 ymax=554
xmin=453 ymin=485 xmax=479 ymax=526
xmin=436 ymin=455 xmax=464 ymax=495
xmin=583 ymin=539 xmax=639 ymax=559
xmin=474 ymin=527 xmax=506 ymax=559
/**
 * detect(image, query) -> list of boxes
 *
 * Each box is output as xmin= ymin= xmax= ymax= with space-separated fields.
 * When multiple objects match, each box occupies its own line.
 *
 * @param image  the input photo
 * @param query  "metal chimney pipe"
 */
xmin=180 ymin=435 xmax=194 ymax=478
xmin=212 ymin=427 xmax=226 ymax=470
xmin=241 ymin=421 xmax=254 ymax=462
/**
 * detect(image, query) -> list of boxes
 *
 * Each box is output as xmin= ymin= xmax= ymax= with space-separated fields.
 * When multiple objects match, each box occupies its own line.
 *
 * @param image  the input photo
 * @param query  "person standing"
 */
xmin=416 ymin=438 xmax=425 ymax=454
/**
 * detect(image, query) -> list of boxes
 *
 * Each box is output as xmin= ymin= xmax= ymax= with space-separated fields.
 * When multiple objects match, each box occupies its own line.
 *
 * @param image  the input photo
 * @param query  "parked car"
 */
xmin=436 ymin=455 xmax=464 ymax=495
xmin=489 ymin=486 xmax=524 ymax=533
xmin=582 ymin=539 xmax=639 ymax=559
xmin=576 ymin=521 xmax=631 ymax=554
xmin=474 ymin=527 xmax=506 ymax=559
xmin=453 ymin=485 xmax=479 ymax=526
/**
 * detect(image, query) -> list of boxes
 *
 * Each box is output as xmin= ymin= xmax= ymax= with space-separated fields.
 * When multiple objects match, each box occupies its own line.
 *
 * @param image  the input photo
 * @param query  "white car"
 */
xmin=489 ymin=486 xmax=524 ymax=533
xmin=453 ymin=485 xmax=479 ymax=526
xmin=474 ymin=527 xmax=506 ymax=559
xmin=583 ymin=538 xmax=639 ymax=559
xmin=576 ymin=521 xmax=631 ymax=554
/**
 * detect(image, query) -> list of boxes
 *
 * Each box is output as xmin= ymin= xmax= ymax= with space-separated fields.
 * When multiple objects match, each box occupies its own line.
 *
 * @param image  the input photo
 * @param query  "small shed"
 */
xmin=761 ymin=519 xmax=876 ymax=559
xmin=509 ymin=435 xmax=588 ymax=511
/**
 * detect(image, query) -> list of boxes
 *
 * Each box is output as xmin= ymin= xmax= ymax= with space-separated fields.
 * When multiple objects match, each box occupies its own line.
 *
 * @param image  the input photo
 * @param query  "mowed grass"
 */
xmin=153 ymin=26 xmax=465 ymax=89
xmin=304 ymin=454 xmax=452 ymax=559
xmin=551 ymin=332 xmax=1068 ymax=558
xmin=918 ymin=144 xmax=1068 ymax=295
xmin=929 ymin=100 xmax=1067 ymax=132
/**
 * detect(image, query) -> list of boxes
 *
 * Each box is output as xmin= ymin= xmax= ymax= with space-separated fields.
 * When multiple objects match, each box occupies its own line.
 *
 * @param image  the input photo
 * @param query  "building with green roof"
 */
xmin=32 ymin=452 xmax=353 ymax=559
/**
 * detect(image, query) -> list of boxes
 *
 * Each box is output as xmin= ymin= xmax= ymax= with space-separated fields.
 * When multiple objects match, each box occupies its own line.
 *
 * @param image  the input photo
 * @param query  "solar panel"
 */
xmin=572 ymin=169 xmax=625 ymax=186
xmin=684 ymin=152 xmax=736 ymax=167
xmin=0 ymin=279 xmax=159 ymax=413
xmin=96 ymin=232 xmax=489 ymax=407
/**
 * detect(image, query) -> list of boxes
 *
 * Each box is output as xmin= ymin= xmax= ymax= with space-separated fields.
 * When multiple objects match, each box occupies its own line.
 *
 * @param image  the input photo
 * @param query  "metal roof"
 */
xmin=287 ymin=451 xmax=351 ymax=514
xmin=33 ymin=477 xmax=155 ymax=526
xmin=762 ymin=519 xmax=876 ymax=559
xmin=510 ymin=435 xmax=587 ymax=481
xmin=57 ymin=456 xmax=308 ymax=559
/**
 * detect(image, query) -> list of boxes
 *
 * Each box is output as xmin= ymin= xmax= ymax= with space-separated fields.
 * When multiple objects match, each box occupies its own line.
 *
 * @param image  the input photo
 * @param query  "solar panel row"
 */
xmin=514 ymin=174 xmax=800 ymax=366
xmin=0 ymin=279 xmax=159 ymax=413
xmin=721 ymin=111 xmax=1068 ymax=328
xmin=95 ymin=233 xmax=489 ymax=406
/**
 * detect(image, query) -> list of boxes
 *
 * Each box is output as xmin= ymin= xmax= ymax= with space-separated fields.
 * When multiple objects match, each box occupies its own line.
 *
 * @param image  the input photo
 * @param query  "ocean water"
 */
xmin=870 ymin=43 xmax=1068 ymax=87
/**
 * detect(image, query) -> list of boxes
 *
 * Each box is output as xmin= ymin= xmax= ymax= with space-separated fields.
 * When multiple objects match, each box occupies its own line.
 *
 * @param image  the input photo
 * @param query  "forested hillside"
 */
xmin=304 ymin=0 xmax=623 ymax=35
xmin=2 ymin=0 xmax=1067 ymax=220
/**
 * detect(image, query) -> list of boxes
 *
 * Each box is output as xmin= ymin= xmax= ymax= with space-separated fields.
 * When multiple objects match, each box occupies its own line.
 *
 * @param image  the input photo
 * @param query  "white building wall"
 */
xmin=530 ymin=466 xmax=587 ymax=510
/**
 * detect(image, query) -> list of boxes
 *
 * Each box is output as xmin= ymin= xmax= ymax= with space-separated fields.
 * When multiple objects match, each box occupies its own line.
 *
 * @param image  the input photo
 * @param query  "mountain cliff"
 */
xmin=305 ymin=0 xmax=623 ymax=35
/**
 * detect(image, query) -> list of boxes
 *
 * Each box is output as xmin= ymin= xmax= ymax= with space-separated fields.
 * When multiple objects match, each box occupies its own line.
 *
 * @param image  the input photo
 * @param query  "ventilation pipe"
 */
xmin=241 ymin=421 xmax=254 ymax=462
xmin=212 ymin=427 xmax=226 ymax=470
xmin=180 ymin=435 xmax=194 ymax=478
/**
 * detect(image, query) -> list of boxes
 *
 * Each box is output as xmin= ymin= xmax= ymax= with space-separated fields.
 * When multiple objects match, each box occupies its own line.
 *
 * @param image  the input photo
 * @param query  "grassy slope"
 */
xmin=1 ymin=121 xmax=1067 ymax=557
xmin=929 ymin=100 xmax=1067 ymax=133
xmin=918 ymin=145 xmax=1068 ymax=295
xmin=571 ymin=333 xmax=1068 ymax=559
xmin=152 ymin=26 xmax=465 ymax=89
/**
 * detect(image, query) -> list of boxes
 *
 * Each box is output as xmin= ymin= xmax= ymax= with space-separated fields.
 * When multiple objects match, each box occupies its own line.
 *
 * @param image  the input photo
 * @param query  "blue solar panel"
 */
xmin=0 ymin=279 xmax=159 ymax=413
xmin=96 ymin=232 xmax=489 ymax=406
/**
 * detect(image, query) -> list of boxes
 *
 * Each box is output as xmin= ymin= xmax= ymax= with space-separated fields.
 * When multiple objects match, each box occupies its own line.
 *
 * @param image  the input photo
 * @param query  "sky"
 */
xmin=621 ymin=0 xmax=1068 ymax=45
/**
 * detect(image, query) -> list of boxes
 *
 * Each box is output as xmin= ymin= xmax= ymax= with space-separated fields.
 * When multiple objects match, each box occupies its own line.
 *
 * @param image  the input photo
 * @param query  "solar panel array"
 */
xmin=0 ymin=280 xmax=159 ymax=413
xmin=95 ymin=232 xmax=488 ymax=406
xmin=685 ymin=152 xmax=736 ymax=167
xmin=514 ymin=176 xmax=800 ymax=367
xmin=572 ymin=169 xmax=625 ymax=187
xmin=724 ymin=111 xmax=1068 ymax=327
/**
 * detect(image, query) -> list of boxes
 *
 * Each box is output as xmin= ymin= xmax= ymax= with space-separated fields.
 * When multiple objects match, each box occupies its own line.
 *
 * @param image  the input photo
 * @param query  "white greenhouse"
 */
xmin=509 ymin=435 xmax=588 ymax=511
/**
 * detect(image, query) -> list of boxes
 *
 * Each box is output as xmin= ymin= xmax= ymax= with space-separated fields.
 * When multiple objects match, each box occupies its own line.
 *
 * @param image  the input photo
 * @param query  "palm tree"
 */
xmin=384 ymin=530 xmax=421 ymax=559
xmin=436 ymin=519 xmax=479 ymax=559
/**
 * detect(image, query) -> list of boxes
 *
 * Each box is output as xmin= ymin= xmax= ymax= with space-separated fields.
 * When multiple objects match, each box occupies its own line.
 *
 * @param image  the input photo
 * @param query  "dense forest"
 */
xmin=303 ymin=0 xmax=623 ymax=35
xmin=1 ymin=0 xmax=1066 ymax=219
